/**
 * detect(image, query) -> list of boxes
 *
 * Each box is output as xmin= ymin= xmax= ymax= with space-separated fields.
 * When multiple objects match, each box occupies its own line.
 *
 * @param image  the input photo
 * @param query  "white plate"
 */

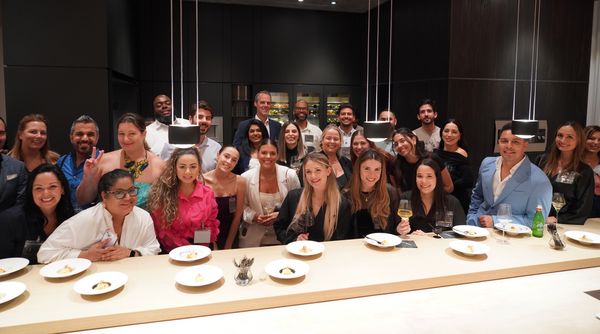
xmin=73 ymin=272 xmax=128 ymax=296
xmin=0 ymin=281 xmax=26 ymax=305
xmin=0 ymin=258 xmax=29 ymax=277
xmin=494 ymin=222 xmax=531 ymax=235
xmin=168 ymin=245 xmax=211 ymax=262
xmin=265 ymin=259 xmax=309 ymax=279
xmin=286 ymin=240 xmax=325 ymax=256
xmin=175 ymin=265 xmax=224 ymax=287
xmin=364 ymin=233 xmax=402 ymax=248
xmin=453 ymin=225 xmax=490 ymax=238
xmin=565 ymin=231 xmax=600 ymax=245
xmin=39 ymin=258 xmax=92 ymax=278
xmin=449 ymin=240 xmax=490 ymax=256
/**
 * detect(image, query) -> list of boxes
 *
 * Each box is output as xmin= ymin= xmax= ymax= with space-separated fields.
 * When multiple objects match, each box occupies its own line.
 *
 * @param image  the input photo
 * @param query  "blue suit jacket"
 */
xmin=0 ymin=154 xmax=28 ymax=214
xmin=232 ymin=117 xmax=282 ymax=147
xmin=467 ymin=156 xmax=552 ymax=227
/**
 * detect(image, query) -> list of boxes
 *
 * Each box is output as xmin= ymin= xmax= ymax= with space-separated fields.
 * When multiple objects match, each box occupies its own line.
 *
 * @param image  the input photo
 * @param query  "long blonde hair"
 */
xmin=347 ymin=149 xmax=390 ymax=229
xmin=148 ymin=147 xmax=203 ymax=225
xmin=294 ymin=152 xmax=340 ymax=240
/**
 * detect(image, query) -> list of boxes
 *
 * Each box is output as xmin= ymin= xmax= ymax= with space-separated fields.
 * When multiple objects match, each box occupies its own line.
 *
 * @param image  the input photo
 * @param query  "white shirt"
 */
xmin=413 ymin=126 xmax=441 ymax=153
xmin=255 ymin=115 xmax=270 ymax=137
xmin=493 ymin=155 xmax=527 ymax=202
xmin=146 ymin=118 xmax=191 ymax=158
xmin=159 ymin=136 xmax=221 ymax=172
xmin=300 ymin=123 xmax=323 ymax=153
xmin=37 ymin=202 xmax=161 ymax=263
xmin=339 ymin=126 xmax=356 ymax=160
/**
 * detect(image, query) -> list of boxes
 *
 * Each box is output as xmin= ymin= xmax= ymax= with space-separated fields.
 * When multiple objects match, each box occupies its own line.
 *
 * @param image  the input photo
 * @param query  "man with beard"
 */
xmin=413 ymin=98 xmax=441 ymax=152
xmin=57 ymin=115 xmax=100 ymax=212
xmin=233 ymin=90 xmax=281 ymax=147
xmin=467 ymin=122 xmax=551 ymax=228
xmin=337 ymin=104 xmax=358 ymax=160
xmin=293 ymin=100 xmax=321 ymax=153
xmin=146 ymin=94 xmax=190 ymax=158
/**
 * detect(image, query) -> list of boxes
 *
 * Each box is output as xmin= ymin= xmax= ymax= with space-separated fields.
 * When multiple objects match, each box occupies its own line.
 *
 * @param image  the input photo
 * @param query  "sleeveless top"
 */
xmin=215 ymin=180 xmax=238 ymax=249
xmin=135 ymin=181 xmax=152 ymax=210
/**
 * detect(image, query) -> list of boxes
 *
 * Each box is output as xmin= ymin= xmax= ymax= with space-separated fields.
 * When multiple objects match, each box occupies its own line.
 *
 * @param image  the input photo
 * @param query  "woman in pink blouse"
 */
xmin=148 ymin=147 xmax=219 ymax=252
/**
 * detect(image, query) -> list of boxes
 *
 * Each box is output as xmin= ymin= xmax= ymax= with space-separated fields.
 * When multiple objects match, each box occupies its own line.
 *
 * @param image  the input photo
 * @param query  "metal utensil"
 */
xmin=547 ymin=224 xmax=565 ymax=250
xmin=364 ymin=235 xmax=383 ymax=245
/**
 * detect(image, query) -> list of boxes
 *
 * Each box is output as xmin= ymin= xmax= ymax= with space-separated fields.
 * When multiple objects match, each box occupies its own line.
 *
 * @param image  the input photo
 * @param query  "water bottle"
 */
xmin=532 ymin=205 xmax=544 ymax=238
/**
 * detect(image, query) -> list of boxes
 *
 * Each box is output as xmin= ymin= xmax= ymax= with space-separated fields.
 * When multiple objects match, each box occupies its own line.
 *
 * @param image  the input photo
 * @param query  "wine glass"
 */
xmin=552 ymin=192 xmax=566 ymax=227
xmin=496 ymin=203 xmax=512 ymax=244
xmin=397 ymin=199 xmax=412 ymax=220
xmin=262 ymin=198 xmax=275 ymax=215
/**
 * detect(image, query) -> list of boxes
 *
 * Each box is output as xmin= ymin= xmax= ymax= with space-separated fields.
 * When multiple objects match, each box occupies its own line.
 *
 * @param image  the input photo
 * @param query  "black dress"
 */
xmin=274 ymin=188 xmax=352 ymax=244
xmin=214 ymin=195 xmax=238 ymax=249
xmin=535 ymin=154 xmax=594 ymax=225
xmin=347 ymin=185 xmax=400 ymax=238
xmin=0 ymin=206 xmax=49 ymax=264
xmin=433 ymin=149 xmax=473 ymax=213
xmin=389 ymin=154 xmax=446 ymax=193
xmin=399 ymin=191 xmax=466 ymax=233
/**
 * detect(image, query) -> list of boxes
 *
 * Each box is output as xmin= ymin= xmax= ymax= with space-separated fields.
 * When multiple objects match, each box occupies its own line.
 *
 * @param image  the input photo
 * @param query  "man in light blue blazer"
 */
xmin=467 ymin=123 xmax=552 ymax=228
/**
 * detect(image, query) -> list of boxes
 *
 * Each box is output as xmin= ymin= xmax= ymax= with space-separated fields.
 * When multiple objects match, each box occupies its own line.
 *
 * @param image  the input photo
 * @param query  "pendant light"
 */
xmin=364 ymin=0 xmax=393 ymax=143
xmin=511 ymin=0 xmax=540 ymax=139
xmin=168 ymin=0 xmax=199 ymax=147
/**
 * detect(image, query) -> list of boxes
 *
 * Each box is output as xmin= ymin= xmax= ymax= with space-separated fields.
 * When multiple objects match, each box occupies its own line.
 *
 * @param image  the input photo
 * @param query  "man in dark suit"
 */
xmin=0 ymin=153 xmax=28 ymax=214
xmin=233 ymin=90 xmax=281 ymax=147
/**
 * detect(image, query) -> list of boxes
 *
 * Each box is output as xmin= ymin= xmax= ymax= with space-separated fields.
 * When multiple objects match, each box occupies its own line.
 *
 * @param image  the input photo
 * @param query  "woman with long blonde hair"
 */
xmin=345 ymin=149 xmax=409 ymax=237
xmin=275 ymin=152 xmax=351 ymax=243
xmin=148 ymin=147 xmax=219 ymax=252
xmin=9 ymin=114 xmax=59 ymax=172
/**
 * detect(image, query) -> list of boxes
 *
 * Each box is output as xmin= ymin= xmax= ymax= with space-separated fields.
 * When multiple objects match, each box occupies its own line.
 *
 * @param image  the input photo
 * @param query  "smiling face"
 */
xmin=352 ymin=134 xmax=369 ymax=158
xmin=284 ymin=124 xmax=300 ymax=147
xmin=498 ymin=129 xmax=528 ymax=166
xmin=442 ymin=122 xmax=461 ymax=147
xmin=254 ymin=93 xmax=272 ymax=120
xmin=359 ymin=159 xmax=382 ymax=192
xmin=153 ymin=95 xmax=172 ymax=119
xmin=555 ymin=125 xmax=577 ymax=153
xmin=393 ymin=133 xmax=415 ymax=157
xmin=248 ymin=124 xmax=263 ymax=146
xmin=217 ymin=147 xmax=240 ymax=173
xmin=117 ymin=122 xmax=145 ymax=151
xmin=416 ymin=164 xmax=436 ymax=196
xmin=19 ymin=121 xmax=47 ymax=151
xmin=294 ymin=101 xmax=309 ymax=121
xmin=417 ymin=104 xmax=437 ymax=125
xmin=258 ymin=143 xmax=278 ymax=168
xmin=70 ymin=122 xmax=98 ymax=157
xmin=32 ymin=172 xmax=64 ymax=213
xmin=176 ymin=153 xmax=200 ymax=185
xmin=304 ymin=160 xmax=331 ymax=191
xmin=586 ymin=130 xmax=600 ymax=153
xmin=321 ymin=128 xmax=341 ymax=155
xmin=101 ymin=177 xmax=136 ymax=217
xmin=338 ymin=108 xmax=355 ymax=127
xmin=191 ymin=108 xmax=212 ymax=136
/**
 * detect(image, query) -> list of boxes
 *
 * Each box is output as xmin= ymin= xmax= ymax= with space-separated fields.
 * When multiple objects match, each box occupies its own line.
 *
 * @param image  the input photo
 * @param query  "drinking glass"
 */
xmin=397 ymin=200 xmax=412 ymax=220
xmin=496 ymin=203 xmax=512 ymax=244
xmin=262 ymin=198 xmax=275 ymax=215
xmin=433 ymin=212 xmax=444 ymax=239
xmin=552 ymin=192 xmax=566 ymax=227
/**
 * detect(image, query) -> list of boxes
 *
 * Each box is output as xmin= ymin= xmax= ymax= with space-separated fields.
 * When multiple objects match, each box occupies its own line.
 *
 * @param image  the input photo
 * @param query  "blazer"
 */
xmin=240 ymin=164 xmax=301 ymax=247
xmin=467 ymin=156 xmax=552 ymax=228
xmin=0 ymin=154 xmax=28 ymax=214
xmin=232 ymin=117 xmax=282 ymax=148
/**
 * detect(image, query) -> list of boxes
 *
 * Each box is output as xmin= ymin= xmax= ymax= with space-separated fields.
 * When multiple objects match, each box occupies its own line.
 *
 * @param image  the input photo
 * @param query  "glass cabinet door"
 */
xmin=269 ymin=92 xmax=290 ymax=124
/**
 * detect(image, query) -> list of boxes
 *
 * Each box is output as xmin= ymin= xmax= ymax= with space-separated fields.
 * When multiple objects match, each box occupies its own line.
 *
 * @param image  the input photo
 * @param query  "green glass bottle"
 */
xmin=532 ymin=205 xmax=544 ymax=238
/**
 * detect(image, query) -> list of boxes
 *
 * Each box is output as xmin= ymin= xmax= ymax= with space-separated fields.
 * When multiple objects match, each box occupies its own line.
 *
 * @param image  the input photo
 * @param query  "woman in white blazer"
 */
xmin=240 ymin=139 xmax=300 ymax=247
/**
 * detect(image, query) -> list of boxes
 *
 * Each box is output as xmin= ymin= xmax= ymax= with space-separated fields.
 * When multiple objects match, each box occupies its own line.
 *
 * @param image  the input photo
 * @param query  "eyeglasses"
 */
xmin=105 ymin=186 xmax=138 ymax=199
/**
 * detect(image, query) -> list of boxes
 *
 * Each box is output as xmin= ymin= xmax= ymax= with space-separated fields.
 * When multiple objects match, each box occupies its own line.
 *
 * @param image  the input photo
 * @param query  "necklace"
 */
xmin=124 ymin=151 xmax=149 ymax=179
xmin=360 ymin=191 xmax=374 ymax=204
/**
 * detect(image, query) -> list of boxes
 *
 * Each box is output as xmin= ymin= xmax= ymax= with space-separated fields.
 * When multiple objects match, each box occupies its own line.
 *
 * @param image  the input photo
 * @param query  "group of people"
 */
xmin=0 ymin=91 xmax=597 ymax=265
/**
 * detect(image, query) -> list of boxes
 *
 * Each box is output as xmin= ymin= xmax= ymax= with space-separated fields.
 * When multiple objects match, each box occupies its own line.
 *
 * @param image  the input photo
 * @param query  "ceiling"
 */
xmin=192 ymin=0 xmax=389 ymax=13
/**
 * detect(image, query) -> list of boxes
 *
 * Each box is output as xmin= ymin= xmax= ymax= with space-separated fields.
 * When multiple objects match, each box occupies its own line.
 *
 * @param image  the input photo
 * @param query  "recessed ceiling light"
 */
xmin=331 ymin=1 xmax=337 ymax=4
xmin=298 ymin=0 xmax=303 ymax=2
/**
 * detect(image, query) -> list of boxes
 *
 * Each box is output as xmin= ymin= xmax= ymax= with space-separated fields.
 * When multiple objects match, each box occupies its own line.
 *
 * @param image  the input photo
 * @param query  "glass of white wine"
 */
xmin=552 ymin=192 xmax=566 ymax=227
xmin=397 ymin=199 xmax=412 ymax=220
xmin=496 ymin=203 xmax=511 ymax=244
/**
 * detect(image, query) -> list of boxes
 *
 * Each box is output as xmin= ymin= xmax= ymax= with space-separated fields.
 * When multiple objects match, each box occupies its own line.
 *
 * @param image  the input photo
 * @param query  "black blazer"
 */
xmin=0 ymin=154 xmax=28 ymax=214
xmin=274 ymin=188 xmax=352 ymax=244
xmin=232 ymin=117 xmax=282 ymax=148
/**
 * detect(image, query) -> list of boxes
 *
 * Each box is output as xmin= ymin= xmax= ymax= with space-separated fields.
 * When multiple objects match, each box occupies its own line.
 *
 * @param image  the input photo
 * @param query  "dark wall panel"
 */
xmin=4 ymin=67 xmax=110 ymax=155
xmin=108 ymin=0 xmax=139 ymax=78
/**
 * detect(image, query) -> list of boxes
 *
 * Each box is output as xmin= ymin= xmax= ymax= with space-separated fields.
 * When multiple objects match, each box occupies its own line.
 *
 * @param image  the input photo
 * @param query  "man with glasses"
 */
xmin=467 ymin=123 xmax=551 ymax=228
xmin=294 ymin=100 xmax=322 ymax=153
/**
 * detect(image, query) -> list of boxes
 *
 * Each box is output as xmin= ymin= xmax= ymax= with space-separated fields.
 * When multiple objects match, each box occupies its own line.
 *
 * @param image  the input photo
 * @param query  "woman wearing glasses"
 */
xmin=0 ymin=164 xmax=74 ymax=263
xmin=38 ymin=169 xmax=160 ymax=263
xmin=149 ymin=147 xmax=219 ymax=252
xmin=77 ymin=113 xmax=165 ymax=210
xmin=535 ymin=121 xmax=593 ymax=225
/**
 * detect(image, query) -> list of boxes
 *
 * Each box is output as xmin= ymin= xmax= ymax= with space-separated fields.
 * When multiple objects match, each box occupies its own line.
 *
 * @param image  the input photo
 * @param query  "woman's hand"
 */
xmin=100 ymin=246 xmax=131 ymax=261
xmin=79 ymin=239 xmax=109 ymax=262
xmin=396 ymin=218 xmax=411 ymax=236
xmin=256 ymin=212 xmax=279 ymax=226
xmin=479 ymin=215 xmax=493 ymax=228
xmin=546 ymin=216 xmax=557 ymax=224
xmin=296 ymin=233 xmax=309 ymax=241
xmin=412 ymin=230 xmax=426 ymax=236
